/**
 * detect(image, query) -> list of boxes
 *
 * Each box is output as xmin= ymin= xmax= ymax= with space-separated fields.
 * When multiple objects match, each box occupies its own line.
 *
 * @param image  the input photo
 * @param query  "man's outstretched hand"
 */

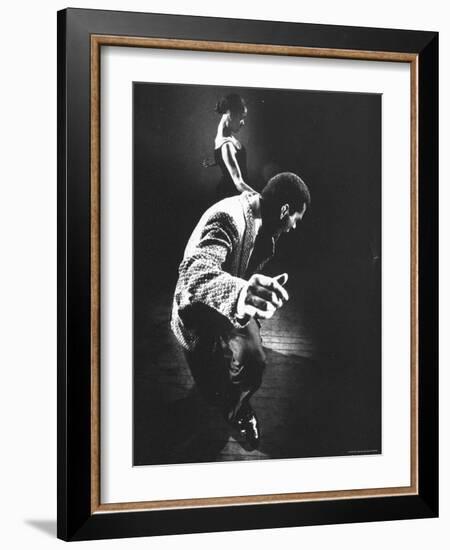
xmin=242 ymin=273 xmax=289 ymax=320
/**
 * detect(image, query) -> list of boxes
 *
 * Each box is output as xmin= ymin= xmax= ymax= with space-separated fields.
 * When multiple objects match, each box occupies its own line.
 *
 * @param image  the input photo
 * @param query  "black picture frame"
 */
xmin=57 ymin=7 xmax=438 ymax=541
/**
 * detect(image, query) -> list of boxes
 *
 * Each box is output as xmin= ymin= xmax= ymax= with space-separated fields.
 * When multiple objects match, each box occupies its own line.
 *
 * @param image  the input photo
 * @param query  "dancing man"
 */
xmin=171 ymin=172 xmax=310 ymax=448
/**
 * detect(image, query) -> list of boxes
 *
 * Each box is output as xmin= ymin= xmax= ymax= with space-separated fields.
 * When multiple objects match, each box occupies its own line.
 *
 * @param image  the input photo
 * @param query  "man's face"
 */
xmin=276 ymin=203 xmax=307 ymax=237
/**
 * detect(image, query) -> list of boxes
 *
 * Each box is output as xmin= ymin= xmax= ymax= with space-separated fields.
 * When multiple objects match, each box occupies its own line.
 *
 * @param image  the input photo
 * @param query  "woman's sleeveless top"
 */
xmin=214 ymin=137 xmax=248 ymax=199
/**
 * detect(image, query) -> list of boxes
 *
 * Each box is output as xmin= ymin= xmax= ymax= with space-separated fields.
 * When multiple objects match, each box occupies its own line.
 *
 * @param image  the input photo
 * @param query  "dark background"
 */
xmin=133 ymin=82 xmax=381 ymax=465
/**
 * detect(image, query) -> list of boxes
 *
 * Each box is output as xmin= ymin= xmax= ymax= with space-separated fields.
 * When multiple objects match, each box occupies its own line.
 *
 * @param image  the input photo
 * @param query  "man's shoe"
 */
xmin=229 ymin=404 xmax=260 ymax=449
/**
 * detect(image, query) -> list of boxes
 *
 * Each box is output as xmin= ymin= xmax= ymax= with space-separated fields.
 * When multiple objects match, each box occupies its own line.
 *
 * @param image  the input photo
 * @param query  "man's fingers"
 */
xmin=248 ymin=295 xmax=271 ymax=311
xmin=253 ymin=302 xmax=276 ymax=319
xmin=249 ymin=284 xmax=282 ymax=307
xmin=255 ymin=308 xmax=275 ymax=320
xmin=251 ymin=274 xmax=272 ymax=286
xmin=251 ymin=274 xmax=289 ymax=302
xmin=268 ymin=279 xmax=289 ymax=302
xmin=274 ymin=273 xmax=288 ymax=286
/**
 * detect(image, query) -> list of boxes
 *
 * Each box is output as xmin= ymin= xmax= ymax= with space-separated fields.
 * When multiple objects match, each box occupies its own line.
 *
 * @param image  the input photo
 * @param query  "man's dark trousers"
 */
xmin=184 ymin=318 xmax=266 ymax=421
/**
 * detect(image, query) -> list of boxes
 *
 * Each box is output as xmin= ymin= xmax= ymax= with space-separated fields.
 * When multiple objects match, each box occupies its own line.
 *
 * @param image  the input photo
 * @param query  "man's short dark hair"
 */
xmin=261 ymin=172 xmax=311 ymax=222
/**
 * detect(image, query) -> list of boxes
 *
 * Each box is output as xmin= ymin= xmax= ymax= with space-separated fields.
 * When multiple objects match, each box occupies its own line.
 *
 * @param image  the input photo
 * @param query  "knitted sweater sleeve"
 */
xmin=174 ymin=212 xmax=249 ymax=329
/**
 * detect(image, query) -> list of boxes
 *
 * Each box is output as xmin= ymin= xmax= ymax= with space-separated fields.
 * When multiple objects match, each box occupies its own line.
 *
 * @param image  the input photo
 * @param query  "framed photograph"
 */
xmin=57 ymin=8 xmax=438 ymax=541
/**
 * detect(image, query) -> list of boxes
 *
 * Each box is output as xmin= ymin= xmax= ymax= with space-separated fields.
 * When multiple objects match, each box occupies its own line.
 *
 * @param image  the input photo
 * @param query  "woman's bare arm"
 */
xmin=221 ymin=142 xmax=256 ymax=194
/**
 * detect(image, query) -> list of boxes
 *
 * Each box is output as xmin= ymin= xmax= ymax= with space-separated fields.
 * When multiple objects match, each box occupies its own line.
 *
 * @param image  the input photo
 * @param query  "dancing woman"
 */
xmin=208 ymin=93 xmax=256 ymax=198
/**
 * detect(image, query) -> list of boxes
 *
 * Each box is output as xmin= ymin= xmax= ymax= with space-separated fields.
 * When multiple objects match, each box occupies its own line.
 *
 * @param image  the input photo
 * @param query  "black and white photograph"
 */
xmin=132 ymin=82 xmax=382 ymax=466
xmin=0 ymin=0 xmax=444 ymax=546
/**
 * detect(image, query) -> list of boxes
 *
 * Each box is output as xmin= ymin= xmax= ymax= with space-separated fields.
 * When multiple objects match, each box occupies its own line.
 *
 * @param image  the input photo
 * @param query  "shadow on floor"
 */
xmin=134 ymin=385 xmax=232 ymax=466
xmin=24 ymin=519 xmax=56 ymax=538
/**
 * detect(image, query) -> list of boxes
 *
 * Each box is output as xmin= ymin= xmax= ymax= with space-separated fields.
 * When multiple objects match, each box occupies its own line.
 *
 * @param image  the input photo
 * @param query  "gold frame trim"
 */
xmin=90 ymin=35 xmax=419 ymax=514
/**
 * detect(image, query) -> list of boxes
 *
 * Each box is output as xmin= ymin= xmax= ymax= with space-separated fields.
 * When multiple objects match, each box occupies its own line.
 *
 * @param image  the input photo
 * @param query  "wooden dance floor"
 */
xmin=133 ymin=260 xmax=381 ymax=466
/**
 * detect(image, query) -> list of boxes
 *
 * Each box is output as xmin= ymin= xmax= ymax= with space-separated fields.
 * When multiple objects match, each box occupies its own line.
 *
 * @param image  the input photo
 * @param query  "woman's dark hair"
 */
xmin=260 ymin=172 xmax=311 ymax=224
xmin=215 ymin=93 xmax=246 ymax=116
